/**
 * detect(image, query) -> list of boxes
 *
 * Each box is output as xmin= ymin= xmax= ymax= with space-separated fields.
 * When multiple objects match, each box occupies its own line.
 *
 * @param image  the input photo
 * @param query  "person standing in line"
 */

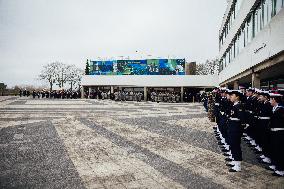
xmin=32 ymin=90 xmax=36 ymax=99
xmin=226 ymin=90 xmax=246 ymax=172
xmin=256 ymin=92 xmax=273 ymax=164
xmin=267 ymin=93 xmax=284 ymax=177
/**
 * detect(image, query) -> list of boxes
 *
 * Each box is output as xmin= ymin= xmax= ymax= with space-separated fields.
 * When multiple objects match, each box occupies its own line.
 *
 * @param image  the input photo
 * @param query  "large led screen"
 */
xmin=89 ymin=59 xmax=185 ymax=75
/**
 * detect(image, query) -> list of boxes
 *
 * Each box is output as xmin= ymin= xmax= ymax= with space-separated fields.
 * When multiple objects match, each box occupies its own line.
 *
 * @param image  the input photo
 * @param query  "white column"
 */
xmin=144 ymin=87 xmax=147 ymax=101
xmin=233 ymin=80 xmax=239 ymax=90
xmin=81 ymin=87 xmax=84 ymax=99
xmin=88 ymin=87 xmax=91 ymax=99
xmin=252 ymin=73 xmax=260 ymax=89
xmin=181 ymin=87 xmax=184 ymax=102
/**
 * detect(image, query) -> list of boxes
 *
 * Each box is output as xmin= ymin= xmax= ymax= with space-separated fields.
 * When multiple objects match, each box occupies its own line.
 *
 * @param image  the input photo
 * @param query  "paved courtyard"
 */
xmin=0 ymin=96 xmax=283 ymax=189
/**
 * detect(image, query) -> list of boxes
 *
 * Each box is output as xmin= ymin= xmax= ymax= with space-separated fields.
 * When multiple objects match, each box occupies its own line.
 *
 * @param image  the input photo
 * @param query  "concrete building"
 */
xmin=81 ymin=75 xmax=218 ymax=101
xmin=218 ymin=0 xmax=284 ymax=89
xmin=81 ymin=59 xmax=218 ymax=101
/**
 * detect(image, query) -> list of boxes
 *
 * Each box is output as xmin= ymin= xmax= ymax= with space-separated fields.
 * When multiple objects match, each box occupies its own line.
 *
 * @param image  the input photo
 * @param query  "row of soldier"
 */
xmin=19 ymin=89 xmax=81 ymax=99
xmin=150 ymin=91 xmax=181 ymax=103
xmin=209 ymin=87 xmax=284 ymax=177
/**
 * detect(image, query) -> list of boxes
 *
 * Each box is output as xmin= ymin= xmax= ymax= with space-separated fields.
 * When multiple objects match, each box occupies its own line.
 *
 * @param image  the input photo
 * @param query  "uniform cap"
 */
xmin=259 ymin=91 xmax=270 ymax=98
xmin=229 ymin=90 xmax=243 ymax=96
xmin=247 ymin=88 xmax=255 ymax=92
xmin=269 ymin=93 xmax=283 ymax=97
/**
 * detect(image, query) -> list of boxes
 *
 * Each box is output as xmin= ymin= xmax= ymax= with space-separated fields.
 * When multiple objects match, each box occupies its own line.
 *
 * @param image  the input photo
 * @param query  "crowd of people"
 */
xmin=19 ymin=89 xmax=81 ymax=99
xmin=203 ymin=87 xmax=284 ymax=176
xmin=150 ymin=91 xmax=181 ymax=103
xmin=88 ymin=90 xmax=144 ymax=101
xmin=88 ymin=90 xmax=201 ymax=103
xmin=114 ymin=91 xmax=144 ymax=102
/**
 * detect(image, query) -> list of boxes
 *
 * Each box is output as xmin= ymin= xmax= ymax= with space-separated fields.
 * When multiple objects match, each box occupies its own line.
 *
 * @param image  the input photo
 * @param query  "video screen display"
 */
xmin=89 ymin=59 xmax=185 ymax=75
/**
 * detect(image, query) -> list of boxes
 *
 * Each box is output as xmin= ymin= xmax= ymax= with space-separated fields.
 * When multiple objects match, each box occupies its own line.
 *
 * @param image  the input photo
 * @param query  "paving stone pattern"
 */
xmin=0 ymin=97 xmax=283 ymax=189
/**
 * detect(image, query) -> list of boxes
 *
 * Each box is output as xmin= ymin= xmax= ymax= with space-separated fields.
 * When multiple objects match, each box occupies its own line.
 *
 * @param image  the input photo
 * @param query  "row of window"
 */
xmin=219 ymin=0 xmax=284 ymax=72
xmin=219 ymin=0 xmax=243 ymax=49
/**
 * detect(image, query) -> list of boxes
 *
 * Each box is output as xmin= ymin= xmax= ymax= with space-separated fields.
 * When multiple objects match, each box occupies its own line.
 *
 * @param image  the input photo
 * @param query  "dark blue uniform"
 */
xmin=244 ymin=95 xmax=255 ymax=138
xmin=227 ymin=102 xmax=245 ymax=161
xmin=218 ymin=97 xmax=229 ymax=142
xmin=270 ymin=106 xmax=284 ymax=173
xmin=256 ymin=100 xmax=272 ymax=156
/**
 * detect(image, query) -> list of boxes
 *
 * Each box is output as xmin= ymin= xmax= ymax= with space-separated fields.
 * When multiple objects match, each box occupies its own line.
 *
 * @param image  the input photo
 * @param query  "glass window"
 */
xmin=243 ymin=29 xmax=245 ymax=48
xmin=243 ymin=26 xmax=247 ymax=47
xmin=231 ymin=47 xmax=233 ymax=62
xmin=257 ymin=8 xmax=261 ymax=31
xmin=254 ymin=10 xmax=257 ymax=37
xmin=239 ymin=31 xmax=242 ymax=52
xmin=263 ymin=0 xmax=268 ymax=26
xmin=268 ymin=0 xmax=273 ymax=21
xmin=227 ymin=51 xmax=229 ymax=65
xmin=230 ymin=47 xmax=233 ymax=62
xmin=247 ymin=17 xmax=252 ymax=43
xmin=229 ymin=48 xmax=231 ymax=63
xmin=242 ymin=29 xmax=245 ymax=48
xmin=236 ymin=35 xmax=240 ymax=55
xmin=261 ymin=1 xmax=265 ymax=29
xmin=233 ymin=41 xmax=236 ymax=58
xmin=272 ymin=0 xmax=276 ymax=16
xmin=256 ymin=9 xmax=259 ymax=34
xmin=234 ymin=2 xmax=237 ymax=17
xmin=276 ymin=0 xmax=282 ymax=13
xmin=258 ymin=7 xmax=261 ymax=31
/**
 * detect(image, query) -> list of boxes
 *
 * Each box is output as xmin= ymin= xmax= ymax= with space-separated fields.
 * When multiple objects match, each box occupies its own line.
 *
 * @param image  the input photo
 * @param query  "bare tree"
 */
xmin=53 ymin=62 xmax=67 ymax=89
xmin=66 ymin=65 xmax=84 ymax=90
xmin=196 ymin=58 xmax=219 ymax=75
xmin=39 ymin=62 xmax=59 ymax=91
xmin=39 ymin=62 xmax=83 ymax=91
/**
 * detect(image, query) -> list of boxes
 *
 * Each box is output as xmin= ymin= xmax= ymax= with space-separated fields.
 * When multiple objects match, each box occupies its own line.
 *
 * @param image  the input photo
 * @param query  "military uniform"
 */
xmin=218 ymin=93 xmax=230 ymax=146
xmin=256 ymin=96 xmax=272 ymax=159
xmin=243 ymin=91 xmax=255 ymax=141
xmin=208 ymin=93 xmax=215 ymax=122
xmin=223 ymin=90 xmax=246 ymax=172
xmin=246 ymin=93 xmax=260 ymax=148
xmin=269 ymin=99 xmax=284 ymax=176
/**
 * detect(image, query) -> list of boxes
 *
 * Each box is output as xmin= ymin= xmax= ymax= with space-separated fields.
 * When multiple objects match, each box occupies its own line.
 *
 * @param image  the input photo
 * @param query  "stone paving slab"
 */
xmin=0 ymin=121 xmax=85 ymax=189
xmin=0 ymin=97 xmax=283 ymax=189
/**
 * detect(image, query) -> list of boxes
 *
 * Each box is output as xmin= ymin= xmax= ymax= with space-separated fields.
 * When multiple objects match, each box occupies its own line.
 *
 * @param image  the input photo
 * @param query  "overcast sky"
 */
xmin=0 ymin=0 xmax=227 ymax=87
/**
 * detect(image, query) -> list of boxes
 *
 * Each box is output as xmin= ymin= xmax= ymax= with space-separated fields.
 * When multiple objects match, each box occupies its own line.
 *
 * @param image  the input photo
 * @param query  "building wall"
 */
xmin=219 ymin=0 xmax=284 ymax=84
xmin=219 ymin=0 xmax=257 ymax=55
xmin=81 ymin=75 xmax=218 ymax=88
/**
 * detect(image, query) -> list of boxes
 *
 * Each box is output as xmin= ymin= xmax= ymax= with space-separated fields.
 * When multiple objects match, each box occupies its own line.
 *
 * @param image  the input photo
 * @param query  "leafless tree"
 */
xmin=66 ymin=65 xmax=84 ymax=90
xmin=53 ymin=62 xmax=67 ymax=89
xmin=196 ymin=58 xmax=219 ymax=75
xmin=39 ymin=62 xmax=83 ymax=91
xmin=39 ymin=62 xmax=59 ymax=91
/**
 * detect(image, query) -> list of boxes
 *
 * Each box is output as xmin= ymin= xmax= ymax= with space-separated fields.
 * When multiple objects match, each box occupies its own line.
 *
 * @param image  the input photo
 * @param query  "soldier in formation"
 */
xmin=210 ymin=87 xmax=284 ymax=176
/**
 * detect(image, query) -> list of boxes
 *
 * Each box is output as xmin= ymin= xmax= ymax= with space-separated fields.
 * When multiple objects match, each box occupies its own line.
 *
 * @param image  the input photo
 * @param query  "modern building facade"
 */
xmin=219 ymin=0 xmax=284 ymax=89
